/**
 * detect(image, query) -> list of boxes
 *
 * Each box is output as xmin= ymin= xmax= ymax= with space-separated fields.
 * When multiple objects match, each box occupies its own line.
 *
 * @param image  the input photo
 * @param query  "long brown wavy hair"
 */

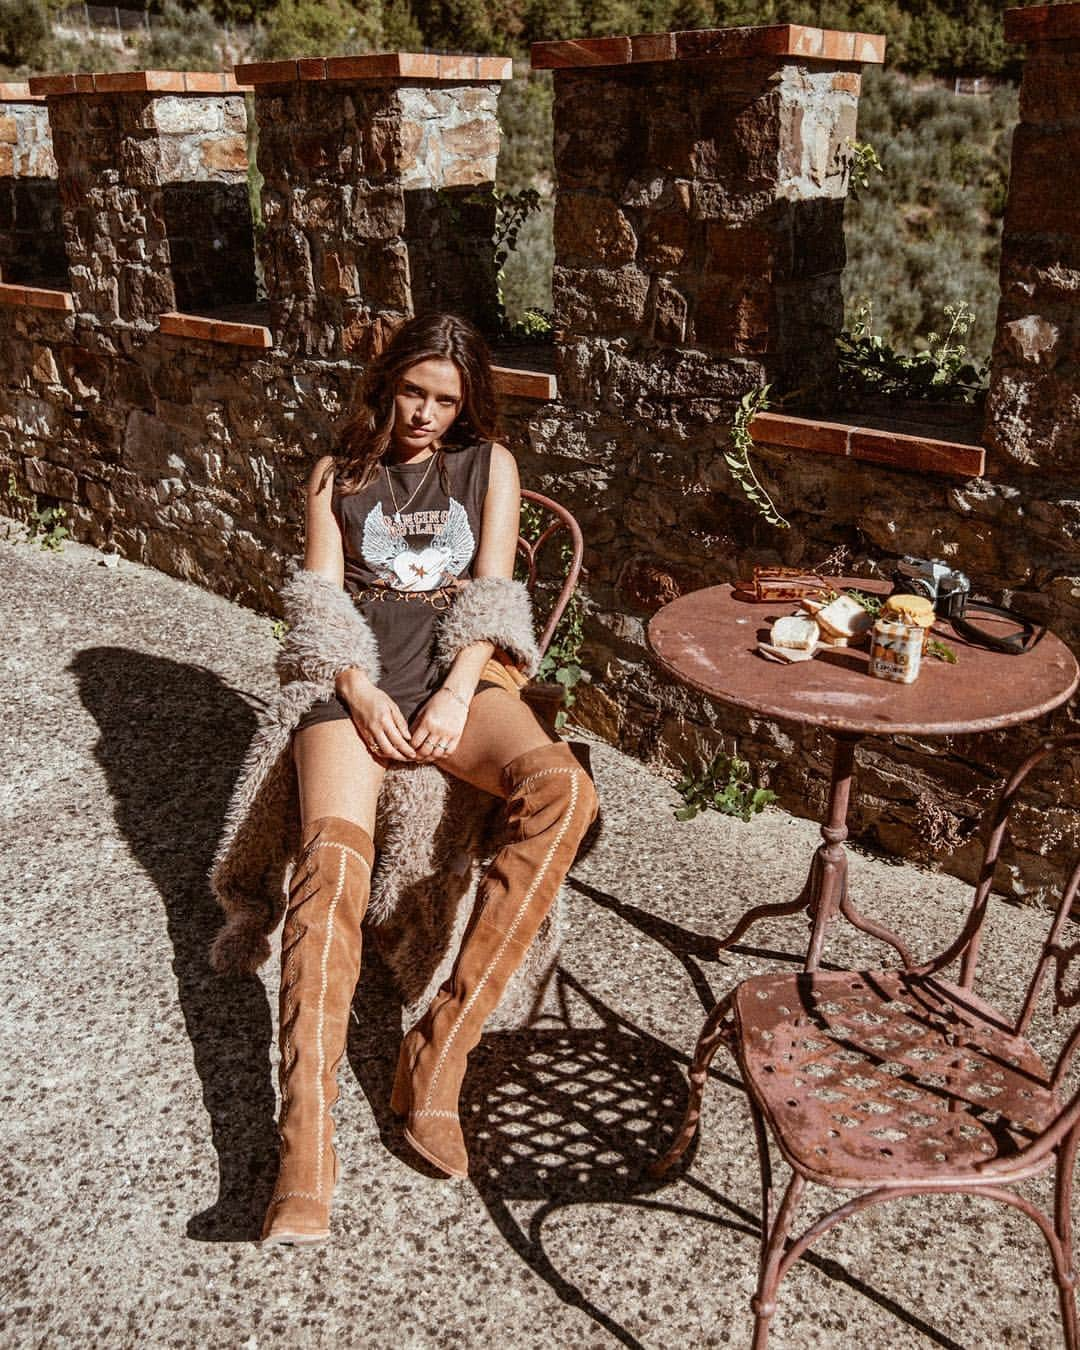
xmin=319 ymin=312 xmax=500 ymax=498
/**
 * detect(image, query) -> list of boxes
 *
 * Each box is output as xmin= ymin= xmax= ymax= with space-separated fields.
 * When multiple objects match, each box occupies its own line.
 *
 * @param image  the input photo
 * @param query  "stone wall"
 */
xmin=0 ymin=95 xmax=64 ymax=285
xmin=0 ymin=23 xmax=1077 ymax=903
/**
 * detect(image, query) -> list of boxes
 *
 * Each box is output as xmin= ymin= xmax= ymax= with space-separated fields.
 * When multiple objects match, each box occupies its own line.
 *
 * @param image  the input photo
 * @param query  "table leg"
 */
xmin=803 ymin=734 xmax=858 ymax=972
xmin=713 ymin=733 xmax=915 ymax=971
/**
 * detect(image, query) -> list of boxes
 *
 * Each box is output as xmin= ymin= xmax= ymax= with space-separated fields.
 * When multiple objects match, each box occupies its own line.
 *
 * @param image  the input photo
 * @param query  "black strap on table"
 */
xmin=947 ymin=601 xmax=1040 ymax=655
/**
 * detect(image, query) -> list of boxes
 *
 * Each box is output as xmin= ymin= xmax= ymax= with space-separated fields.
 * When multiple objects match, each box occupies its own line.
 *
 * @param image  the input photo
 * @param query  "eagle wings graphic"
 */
xmin=361 ymin=498 xmax=475 ymax=592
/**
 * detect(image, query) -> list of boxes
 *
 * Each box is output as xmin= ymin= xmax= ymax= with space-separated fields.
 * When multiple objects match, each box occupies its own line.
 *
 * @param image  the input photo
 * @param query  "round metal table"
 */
xmin=648 ymin=578 xmax=1079 ymax=971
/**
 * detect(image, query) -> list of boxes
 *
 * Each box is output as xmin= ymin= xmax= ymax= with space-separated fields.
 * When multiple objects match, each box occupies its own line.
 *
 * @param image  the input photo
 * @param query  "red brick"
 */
xmin=749 ymin=412 xmax=850 ymax=455
xmin=22 ymin=285 xmax=74 ymax=311
xmin=0 ymin=83 xmax=42 ymax=102
xmin=234 ymin=59 xmax=299 ymax=85
xmin=821 ymin=30 xmax=856 ymax=60
xmin=437 ymin=54 xmax=480 ymax=79
xmin=159 ymin=311 xmax=216 ymax=341
xmin=1006 ymin=3 xmax=1080 ymax=44
xmin=491 ymin=366 xmax=557 ymax=401
xmin=854 ymin=33 xmax=887 ymax=62
xmin=210 ymin=319 xmax=272 ymax=348
xmin=28 ymin=74 xmax=78 ymax=96
xmin=630 ymin=32 xmax=675 ymax=63
xmin=832 ymin=72 xmax=862 ymax=93
xmin=531 ymin=37 xmax=632 ymax=69
xmin=182 ymin=71 xmax=236 ymax=92
xmin=786 ymin=25 xmax=826 ymax=58
xmin=603 ymin=23 xmax=887 ymax=69
xmin=93 ymin=70 xmax=186 ymax=93
xmin=848 ymin=428 xmax=985 ymax=477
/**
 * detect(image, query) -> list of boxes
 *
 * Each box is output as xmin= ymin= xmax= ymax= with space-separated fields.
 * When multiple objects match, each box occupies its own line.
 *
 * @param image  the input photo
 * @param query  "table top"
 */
xmin=647 ymin=578 xmax=1079 ymax=736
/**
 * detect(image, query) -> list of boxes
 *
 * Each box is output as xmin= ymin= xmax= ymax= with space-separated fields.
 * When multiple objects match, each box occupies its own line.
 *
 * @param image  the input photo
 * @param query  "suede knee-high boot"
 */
xmin=391 ymin=741 xmax=598 ymax=1177
xmin=261 ymin=815 xmax=374 ymax=1245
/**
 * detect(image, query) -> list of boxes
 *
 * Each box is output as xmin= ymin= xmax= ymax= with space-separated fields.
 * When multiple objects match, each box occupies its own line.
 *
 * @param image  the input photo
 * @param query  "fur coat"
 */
xmin=208 ymin=565 xmax=560 ymax=1029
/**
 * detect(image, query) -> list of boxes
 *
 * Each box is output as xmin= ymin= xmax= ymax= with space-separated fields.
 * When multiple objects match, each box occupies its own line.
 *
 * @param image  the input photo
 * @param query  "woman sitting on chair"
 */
xmin=260 ymin=310 xmax=598 ymax=1245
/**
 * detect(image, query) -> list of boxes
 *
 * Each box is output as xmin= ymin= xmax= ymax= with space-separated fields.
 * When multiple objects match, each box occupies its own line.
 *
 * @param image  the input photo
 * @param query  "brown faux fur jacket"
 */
xmin=208 ymin=565 xmax=559 ymax=1029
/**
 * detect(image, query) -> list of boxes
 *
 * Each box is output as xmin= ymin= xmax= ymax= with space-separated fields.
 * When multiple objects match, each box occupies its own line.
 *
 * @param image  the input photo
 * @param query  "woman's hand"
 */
xmin=336 ymin=668 xmax=416 ymax=761
xmin=409 ymin=687 xmax=470 ymax=762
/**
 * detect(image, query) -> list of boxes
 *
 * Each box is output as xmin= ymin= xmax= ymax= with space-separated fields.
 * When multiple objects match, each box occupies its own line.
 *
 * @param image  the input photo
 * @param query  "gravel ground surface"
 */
xmin=2 ymin=533 xmax=1072 ymax=1349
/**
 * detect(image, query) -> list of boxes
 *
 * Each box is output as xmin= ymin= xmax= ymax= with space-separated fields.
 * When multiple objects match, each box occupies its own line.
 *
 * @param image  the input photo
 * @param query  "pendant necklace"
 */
xmin=384 ymin=450 xmax=437 ymax=525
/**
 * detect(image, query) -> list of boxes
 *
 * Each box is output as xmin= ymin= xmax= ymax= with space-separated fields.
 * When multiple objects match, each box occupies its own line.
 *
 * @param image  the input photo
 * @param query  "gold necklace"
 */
xmin=383 ymin=452 xmax=436 ymax=524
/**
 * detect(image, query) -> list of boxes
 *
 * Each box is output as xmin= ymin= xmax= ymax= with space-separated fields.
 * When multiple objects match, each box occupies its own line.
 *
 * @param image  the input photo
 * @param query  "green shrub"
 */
xmin=142 ymin=0 xmax=224 ymax=71
xmin=253 ymin=0 xmax=383 ymax=60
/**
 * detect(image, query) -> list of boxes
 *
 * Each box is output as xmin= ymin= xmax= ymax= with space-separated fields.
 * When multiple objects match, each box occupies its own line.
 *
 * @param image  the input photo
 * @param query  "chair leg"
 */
xmin=749 ymin=1097 xmax=775 ymax=1247
xmin=1056 ymin=1131 xmax=1079 ymax=1350
xmin=650 ymin=992 xmax=734 ymax=1177
xmin=750 ymin=1173 xmax=805 ymax=1350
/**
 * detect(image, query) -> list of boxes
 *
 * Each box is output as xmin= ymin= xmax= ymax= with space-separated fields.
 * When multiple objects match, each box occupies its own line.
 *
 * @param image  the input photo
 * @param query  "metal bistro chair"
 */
xmin=516 ymin=488 xmax=583 ymax=730
xmin=654 ymin=733 xmax=1080 ymax=1348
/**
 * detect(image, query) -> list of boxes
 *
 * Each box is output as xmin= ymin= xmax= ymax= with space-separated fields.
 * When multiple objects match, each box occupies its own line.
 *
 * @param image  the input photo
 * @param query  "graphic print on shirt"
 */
xmin=361 ymin=497 xmax=476 ymax=592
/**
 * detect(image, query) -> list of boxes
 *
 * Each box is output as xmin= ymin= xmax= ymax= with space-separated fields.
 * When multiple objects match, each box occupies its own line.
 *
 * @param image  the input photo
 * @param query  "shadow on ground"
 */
xmin=70 ymin=646 xmax=279 ymax=1241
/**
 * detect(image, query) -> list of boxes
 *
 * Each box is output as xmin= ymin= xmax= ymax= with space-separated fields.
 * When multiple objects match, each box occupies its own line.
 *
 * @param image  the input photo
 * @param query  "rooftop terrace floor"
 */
xmin=2 ymin=530 xmax=1069 ymax=1348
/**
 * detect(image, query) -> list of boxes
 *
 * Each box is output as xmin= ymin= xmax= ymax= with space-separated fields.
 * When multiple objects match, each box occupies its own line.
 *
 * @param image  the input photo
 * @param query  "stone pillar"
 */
xmin=985 ymin=3 xmax=1080 ymax=470
xmin=239 ymin=52 xmax=509 ymax=360
xmin=0 ymin=84 xmax=64 ymax=287
xmin=537 ymin=26 xmax=884 ymax=408
xmin=28 ymin=71 xmax=253 ymax=329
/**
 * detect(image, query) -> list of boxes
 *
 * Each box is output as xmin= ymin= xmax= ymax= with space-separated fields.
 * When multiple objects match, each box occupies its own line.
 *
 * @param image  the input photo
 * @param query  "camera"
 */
xmin=891 ymin=556 xmax=971 ymax=619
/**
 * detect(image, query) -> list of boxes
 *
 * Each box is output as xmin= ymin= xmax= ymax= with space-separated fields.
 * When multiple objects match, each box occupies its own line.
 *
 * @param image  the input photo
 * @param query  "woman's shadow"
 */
xmin=70 ymin=647 xmax=279 ymax=1241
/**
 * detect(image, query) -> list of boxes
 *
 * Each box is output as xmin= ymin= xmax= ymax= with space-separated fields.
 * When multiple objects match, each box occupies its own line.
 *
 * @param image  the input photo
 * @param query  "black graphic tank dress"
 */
xmin=295 ymin=439 xmax=494 ymax=731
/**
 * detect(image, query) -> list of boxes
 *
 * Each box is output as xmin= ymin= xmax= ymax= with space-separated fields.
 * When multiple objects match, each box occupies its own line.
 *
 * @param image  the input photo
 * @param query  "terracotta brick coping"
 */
xmin=159 ymin=311 xmax=271 ymax=349
xmin=235 ymin=52 xmax=513 ymax=86
xmin=0 ymin=82 xmax=44 ymax=102
xmin=27 ymin=70 xmax=251 ymax=97
xmin=531 ymin=24 xmax=885 ymax=70
xmin=1005 ymin=3 xmax=1080 ymax=43
xmin=0 ymin=282 xmax=74 ymax=312
xmin=491 ymin=365 xmax=557 ymax=401
xmin=749 ymin=411 xmax=986 ymax=479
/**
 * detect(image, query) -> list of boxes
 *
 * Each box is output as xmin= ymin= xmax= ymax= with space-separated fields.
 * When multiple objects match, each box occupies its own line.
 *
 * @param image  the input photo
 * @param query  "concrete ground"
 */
xmin=2 ymin=531 xmax=1072 ymax=1349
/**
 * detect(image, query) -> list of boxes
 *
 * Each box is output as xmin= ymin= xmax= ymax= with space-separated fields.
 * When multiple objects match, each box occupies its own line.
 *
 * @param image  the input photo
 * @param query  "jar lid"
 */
xmin=882 ymin=593 xmax=935 ymax=627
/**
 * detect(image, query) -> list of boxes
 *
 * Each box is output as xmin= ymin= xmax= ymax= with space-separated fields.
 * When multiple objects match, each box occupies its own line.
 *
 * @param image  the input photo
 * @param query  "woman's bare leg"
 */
xmin=440 ymin=686 xmax=556 ymax=797
xmin=292 ymin=717 xmax=386 ymax=831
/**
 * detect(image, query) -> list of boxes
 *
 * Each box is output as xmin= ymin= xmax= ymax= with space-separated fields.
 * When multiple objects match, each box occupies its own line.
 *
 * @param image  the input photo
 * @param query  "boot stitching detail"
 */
xmin=421 ymin=768 xmax=583 ymax=1109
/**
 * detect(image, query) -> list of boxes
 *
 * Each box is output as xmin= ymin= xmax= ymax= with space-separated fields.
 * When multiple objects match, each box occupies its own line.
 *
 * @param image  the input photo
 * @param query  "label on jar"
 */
xmin=869 ymin=619 xmax=923 ymax=684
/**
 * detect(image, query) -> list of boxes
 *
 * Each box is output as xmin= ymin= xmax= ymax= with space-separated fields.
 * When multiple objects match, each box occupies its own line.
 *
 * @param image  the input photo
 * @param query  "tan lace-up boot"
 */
xmin=261 ymin=815 xmax=374 ymax=1245
xmin=391 ymin=741 xmax=598 ymax=1177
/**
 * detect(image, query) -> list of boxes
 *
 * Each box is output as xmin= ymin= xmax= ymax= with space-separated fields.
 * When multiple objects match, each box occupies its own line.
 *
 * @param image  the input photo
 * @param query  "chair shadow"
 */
xmin=380 ymin=948 xmax=961 ymax=1347
xmin=69 ymin=647 xmax=279 ymax=1242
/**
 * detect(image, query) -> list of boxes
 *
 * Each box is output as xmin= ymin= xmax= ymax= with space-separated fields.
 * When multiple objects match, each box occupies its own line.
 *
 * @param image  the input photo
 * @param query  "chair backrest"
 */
xmin=923 ymin=732 xmax=1080 ymax=1172
xmin=517 ymin=489 xmax=583 ymax=659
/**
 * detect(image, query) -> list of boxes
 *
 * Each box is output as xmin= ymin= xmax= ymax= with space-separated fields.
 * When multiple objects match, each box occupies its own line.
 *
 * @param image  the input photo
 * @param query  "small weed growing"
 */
xmin=675 ymin=751 xmax=776 ymax=823
xmin=6 ymin=472 xmax=70 ymax=551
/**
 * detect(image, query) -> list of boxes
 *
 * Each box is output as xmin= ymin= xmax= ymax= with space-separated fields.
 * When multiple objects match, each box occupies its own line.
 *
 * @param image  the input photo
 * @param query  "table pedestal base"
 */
xmin=713 ymin=733 xmax=915 ymax=973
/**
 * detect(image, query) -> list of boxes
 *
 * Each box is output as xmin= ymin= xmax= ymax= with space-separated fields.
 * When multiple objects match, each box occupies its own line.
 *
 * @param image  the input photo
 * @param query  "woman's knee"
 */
xmin=508 ymin=739 xmax=599 ymax=840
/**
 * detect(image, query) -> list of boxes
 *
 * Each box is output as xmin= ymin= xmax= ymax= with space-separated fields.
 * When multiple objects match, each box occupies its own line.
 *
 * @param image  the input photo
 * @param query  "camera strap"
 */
xmin=948 ymin=602 xmax=1039 ymax=654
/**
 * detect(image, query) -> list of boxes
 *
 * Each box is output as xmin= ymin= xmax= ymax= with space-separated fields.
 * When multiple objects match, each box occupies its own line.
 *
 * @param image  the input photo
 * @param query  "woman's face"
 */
xmin=391 ymin=357 xmax=463 ymax=455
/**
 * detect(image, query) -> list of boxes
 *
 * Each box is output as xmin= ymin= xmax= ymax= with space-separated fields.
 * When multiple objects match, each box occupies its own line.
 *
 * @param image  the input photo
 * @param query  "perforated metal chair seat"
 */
xmin=734 ymin=968 xmax=1060 ymax=1190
